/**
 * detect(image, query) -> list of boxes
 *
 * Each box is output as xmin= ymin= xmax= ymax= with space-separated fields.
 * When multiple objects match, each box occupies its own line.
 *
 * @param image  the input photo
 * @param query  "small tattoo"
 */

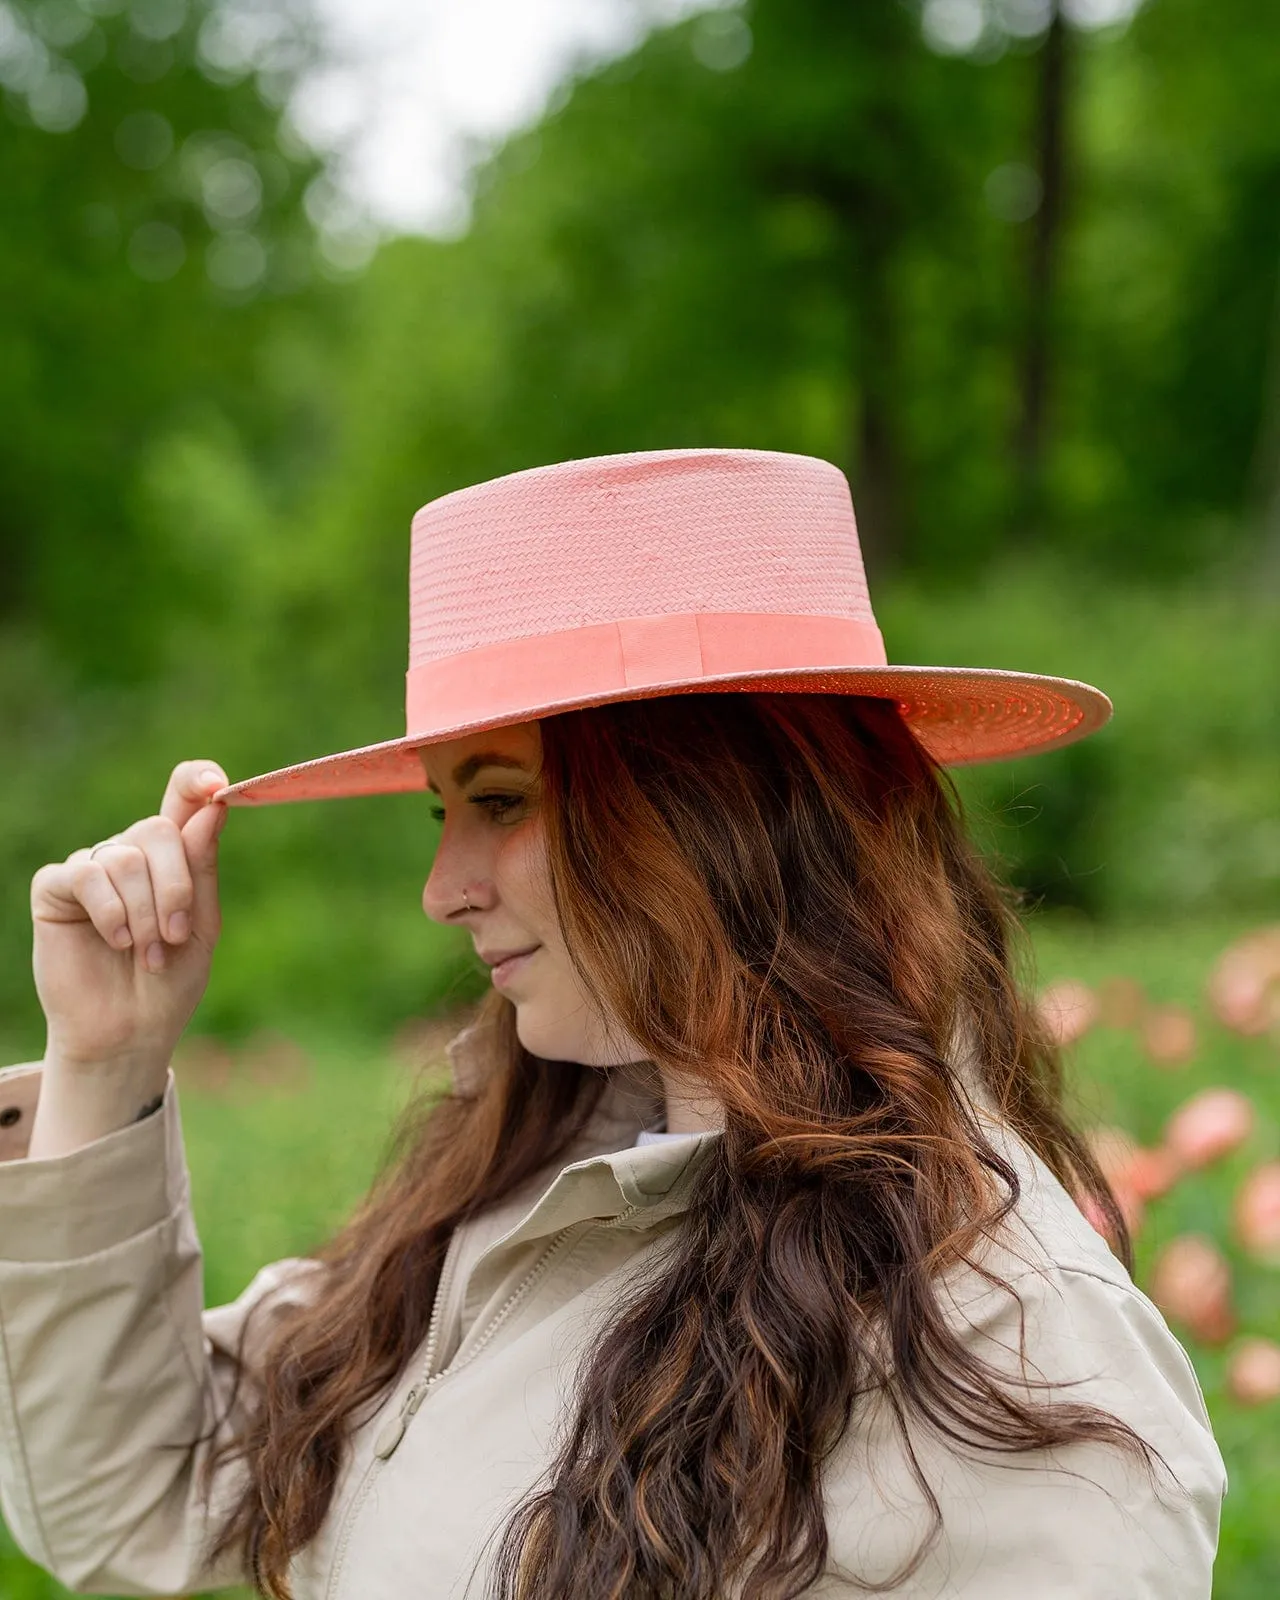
xmin=133 ymin=1093 xmax=165 ymax=1123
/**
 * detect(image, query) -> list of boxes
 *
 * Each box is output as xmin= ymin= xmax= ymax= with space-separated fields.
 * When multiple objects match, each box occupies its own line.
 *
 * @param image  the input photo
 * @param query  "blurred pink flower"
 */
xmin=1234 ymin=1162 xmax=1280 ymax=1265
xmin=1148 ymin=1235 xmax=1235 ymax=1346
xmin=1077 ymin=1192 xmax=1129 ymax=1243
xmin=1085 ymin=1126 xmax=1176 ymax=1235
xmin=1087 ymin=1124 xmax=1139 ymax=1179
xmin=1138 ymin=1005 xmax=1198 ymax=1068
xmin=241 ymin=1031 xmax=311 ymax=1094
xmin=1207 ymin=926 xmax=1280 ymax=1037
xmin=172 ymin=1036 xmax=235 ymax=1095
xmin=1164 ymin=1087 xmax=1255 ymax=1172
xmin=1226 ymin=1338 xmax=1280 ymax=1406
xmin=1096 ymin=975 xmax=1148 ymax=1029
xmin=1127 ymin=1145 xmax=1180 ymax=1201
xmin=1037 ymin=980 xmax=1099 ymax=1047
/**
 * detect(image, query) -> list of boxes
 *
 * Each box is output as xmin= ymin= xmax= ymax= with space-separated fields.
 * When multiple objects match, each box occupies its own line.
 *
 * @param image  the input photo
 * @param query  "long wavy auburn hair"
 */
xmin=203 ymin=691 xmax=1151 ymax=1599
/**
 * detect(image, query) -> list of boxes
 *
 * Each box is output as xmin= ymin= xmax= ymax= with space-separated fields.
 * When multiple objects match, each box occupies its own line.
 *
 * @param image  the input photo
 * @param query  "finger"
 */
xmin=126 ymin=815 xmax=195 ymax=945
xmin=32 ymin=857 xmax=132 ymax=950
xmin=181 ymin=799 xmax=226 ymax=946
xmin=159 ymin=760 xmax=229 ymax=832
xmin=92 ymin=842 xmax=167 ymax=972
xmin=68 ymin=854 xmax=136 ymax=948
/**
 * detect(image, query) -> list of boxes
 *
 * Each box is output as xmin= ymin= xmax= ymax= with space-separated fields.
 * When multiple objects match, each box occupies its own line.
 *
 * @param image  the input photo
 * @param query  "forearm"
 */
xmin=0 ymin=1064 xmax=259 ymax=1595
xmin=26 ymin=1050 xmax=170 ymax=1159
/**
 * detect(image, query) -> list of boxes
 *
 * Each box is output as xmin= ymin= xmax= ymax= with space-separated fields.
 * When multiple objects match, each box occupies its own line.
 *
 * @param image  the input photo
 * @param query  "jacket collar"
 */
xmin=440 ymin=1005 xmax=995 ymax=1245
xmin=445 ymin=1022 xmax=721 ymax=1238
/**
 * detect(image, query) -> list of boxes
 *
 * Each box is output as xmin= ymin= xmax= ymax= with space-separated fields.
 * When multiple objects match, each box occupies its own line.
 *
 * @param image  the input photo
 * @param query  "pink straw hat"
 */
xmin=215 ymin=448 xmax=1111 ymax=806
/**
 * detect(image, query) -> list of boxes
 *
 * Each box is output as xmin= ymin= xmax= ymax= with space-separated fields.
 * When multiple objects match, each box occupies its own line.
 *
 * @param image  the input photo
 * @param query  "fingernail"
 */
xmin=146 ymin=942 xmax=166 ymax=972
xmin=113 ymin=926 xmax=133 ymax=949
xmin=168 ymin=911 xmax=190 ymax=942
xmin=201 ymin=770 xmax=224 ymax=793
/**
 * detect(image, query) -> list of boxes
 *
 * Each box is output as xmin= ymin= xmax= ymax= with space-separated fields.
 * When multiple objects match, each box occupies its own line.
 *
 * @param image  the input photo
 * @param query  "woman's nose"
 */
xmin=422 ymin=836 xmax=491 ymax=925
xmin=421 ymin=835 xmax=464 ymax=924
xmin=422 ymin=863 xmax=465 ymax=925
xmin=422 ymin=876 xmax=445 ymax=923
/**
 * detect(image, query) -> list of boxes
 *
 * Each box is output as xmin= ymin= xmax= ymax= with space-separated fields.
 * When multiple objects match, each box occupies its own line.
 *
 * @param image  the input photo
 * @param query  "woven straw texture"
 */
xmin=409 ymin=449 xmax=869 ymax=665
xmin=217 ymin=449 xmax=1112 ymax=805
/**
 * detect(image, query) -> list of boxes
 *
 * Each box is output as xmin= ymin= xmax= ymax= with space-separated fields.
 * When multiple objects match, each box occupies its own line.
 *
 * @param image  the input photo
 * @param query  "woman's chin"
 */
xmin=512 ymin=1008 xmax=622 ymax=1068
xmin=512 ymin=1008 xmax=582 ymax=1064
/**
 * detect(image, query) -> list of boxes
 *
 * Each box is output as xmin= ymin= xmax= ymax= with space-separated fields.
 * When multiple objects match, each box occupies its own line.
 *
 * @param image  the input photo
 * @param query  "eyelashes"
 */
xmin=429 ymin=793 xmax=528 ymax=825
xmin=473 ymin=793 xmax=526 ymax=821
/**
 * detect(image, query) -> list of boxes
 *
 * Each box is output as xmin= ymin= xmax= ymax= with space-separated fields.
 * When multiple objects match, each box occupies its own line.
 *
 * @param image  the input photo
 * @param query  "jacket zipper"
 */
xmin=321 ymin=1224 xmax=465 ymax=1600
xmin=322 ymin=1201 xmax=641 ymax=1600
xmin=371 ymin=1218 xmax=468 ymax=1461
xmin=373 ymin=1218 xmax=576 ymax=1459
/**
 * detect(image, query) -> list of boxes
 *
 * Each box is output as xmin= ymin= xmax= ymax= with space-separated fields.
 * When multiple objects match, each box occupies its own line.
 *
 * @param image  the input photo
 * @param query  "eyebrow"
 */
xmin=425 ymin=752 xmax=529 ymax=794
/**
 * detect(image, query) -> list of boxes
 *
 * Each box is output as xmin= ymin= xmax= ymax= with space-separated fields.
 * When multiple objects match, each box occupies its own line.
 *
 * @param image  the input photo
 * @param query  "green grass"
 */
xmin=2 ymin=915 xmax=1277 ymax=1596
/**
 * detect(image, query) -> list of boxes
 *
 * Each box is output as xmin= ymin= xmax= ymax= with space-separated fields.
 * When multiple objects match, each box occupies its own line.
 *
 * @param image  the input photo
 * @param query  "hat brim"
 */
xmin=213 ymin=665 xmax=1111 ymax=806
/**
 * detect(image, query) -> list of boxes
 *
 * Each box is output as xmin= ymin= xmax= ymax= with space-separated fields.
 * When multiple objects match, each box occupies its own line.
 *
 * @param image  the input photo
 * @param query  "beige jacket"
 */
xmin=0 ymin=1041 xmax=1225 ymax=1600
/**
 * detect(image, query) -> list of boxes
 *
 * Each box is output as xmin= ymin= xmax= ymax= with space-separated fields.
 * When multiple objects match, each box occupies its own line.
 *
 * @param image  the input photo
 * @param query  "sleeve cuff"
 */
xmin=0 ymin=1066 xmax=187 ymax=1263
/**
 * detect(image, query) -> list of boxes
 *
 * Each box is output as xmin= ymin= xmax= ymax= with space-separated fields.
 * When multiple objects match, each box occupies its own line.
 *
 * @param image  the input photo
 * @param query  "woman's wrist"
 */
xmin=26 ymin=1051 xmax=170 ymax=1160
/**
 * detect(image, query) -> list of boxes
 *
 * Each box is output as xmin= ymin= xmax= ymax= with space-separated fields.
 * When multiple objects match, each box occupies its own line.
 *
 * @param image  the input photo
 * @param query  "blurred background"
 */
xmin=1 ymin=0 xmax=1278 ymax=1594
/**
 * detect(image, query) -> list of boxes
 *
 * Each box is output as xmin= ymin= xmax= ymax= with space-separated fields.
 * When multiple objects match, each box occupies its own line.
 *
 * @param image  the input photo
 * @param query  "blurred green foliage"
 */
xmin=2 ymin=0 xmax=1278 ymax=1055
xmin=0 ymin=0 xmax=331 ymax=681
xmin=1 ymin=0 xmax=1279 ymax=1589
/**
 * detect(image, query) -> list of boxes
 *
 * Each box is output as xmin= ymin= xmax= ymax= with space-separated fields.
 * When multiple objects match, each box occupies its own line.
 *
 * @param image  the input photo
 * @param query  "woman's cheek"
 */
xmin=495 ymin=819 xmax=556 ymax=933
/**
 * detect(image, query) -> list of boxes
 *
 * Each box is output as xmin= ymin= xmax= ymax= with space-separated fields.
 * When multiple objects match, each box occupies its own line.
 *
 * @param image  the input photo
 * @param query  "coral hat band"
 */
xmin=404 ymin=610 xmax=887 ymax=732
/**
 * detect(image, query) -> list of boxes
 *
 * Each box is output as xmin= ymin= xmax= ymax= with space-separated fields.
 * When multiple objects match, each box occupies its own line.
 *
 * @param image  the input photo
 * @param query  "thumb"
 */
xmin=182 ymin=800 xmax=227 ymax=943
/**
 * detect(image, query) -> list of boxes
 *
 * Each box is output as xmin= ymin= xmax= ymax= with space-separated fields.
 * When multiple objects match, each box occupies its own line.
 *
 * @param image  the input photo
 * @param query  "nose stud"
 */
xmin=462 ymin=887 xmax=473 ymax=912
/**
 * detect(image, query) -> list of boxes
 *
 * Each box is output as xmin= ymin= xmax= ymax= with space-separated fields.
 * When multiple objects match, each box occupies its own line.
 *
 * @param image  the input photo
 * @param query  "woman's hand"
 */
xmin=26 ymin=760 xmax=230 ymax=1156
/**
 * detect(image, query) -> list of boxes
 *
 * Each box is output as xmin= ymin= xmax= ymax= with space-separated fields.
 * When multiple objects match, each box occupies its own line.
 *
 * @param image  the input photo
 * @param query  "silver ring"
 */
xmin=462 ymin=887 xmax=473 ymax=911
xmin=89 ymin=837 xmax=128 ymax=861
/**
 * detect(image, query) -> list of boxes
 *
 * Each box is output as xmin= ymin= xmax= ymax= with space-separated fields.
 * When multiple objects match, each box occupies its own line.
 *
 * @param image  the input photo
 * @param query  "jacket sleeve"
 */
xmin=0 ymin=1061 xmax=324 ymax=1597
xmin=936 ymin=1258 xmax=1226 ymax=1598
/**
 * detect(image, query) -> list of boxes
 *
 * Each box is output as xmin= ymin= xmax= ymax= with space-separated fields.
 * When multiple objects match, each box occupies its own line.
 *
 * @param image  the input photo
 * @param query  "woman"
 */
xmin=1 ymin=450 xmax=1223 ymax=1599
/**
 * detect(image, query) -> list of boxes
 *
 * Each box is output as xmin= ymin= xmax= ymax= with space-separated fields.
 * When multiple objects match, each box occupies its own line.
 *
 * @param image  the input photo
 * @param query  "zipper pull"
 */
xmin=373 ymin=1374 xmax=439 ymax=1460
xmin=373 ymin=1382 xmax=421 ymax=1461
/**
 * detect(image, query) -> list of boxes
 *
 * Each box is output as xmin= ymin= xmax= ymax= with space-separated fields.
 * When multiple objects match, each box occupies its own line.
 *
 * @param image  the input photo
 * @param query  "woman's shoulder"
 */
xmin=946 ymin=1114 xmax=1203 ymax=1386
xmin=817 ymin=1117 xmax=1226 ymax=1598
xmin=934 ymin=1114 xmax=1222 ymax=1495
xmin=959 ymin=1111 xmax=1147 ymax=1302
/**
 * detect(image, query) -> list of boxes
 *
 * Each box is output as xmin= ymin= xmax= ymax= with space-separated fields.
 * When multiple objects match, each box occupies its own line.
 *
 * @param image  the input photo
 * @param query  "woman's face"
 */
xmin=417 ymin=723 xmax=646 ymax=1067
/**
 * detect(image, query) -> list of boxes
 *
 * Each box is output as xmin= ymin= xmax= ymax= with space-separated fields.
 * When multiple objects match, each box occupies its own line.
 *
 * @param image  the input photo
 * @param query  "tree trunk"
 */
xmin=1014 ymin=4 xmax=1070 ymax=528
xmin=1249 ymin=254 xmax=1280 ymax=589
xmin=853 ymin=226 xmax=900 ymax=585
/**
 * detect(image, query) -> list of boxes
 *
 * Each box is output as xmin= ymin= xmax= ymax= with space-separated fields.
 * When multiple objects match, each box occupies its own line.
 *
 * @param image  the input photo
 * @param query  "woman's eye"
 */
xmin=472 ymin=792 xmax=526 ymax=821
xmin=429 ymin=794 xmax=527 ymax=825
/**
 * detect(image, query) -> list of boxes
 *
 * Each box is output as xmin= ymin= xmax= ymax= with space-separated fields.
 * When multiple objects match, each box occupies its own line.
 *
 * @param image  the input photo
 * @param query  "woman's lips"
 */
xmin=490 ymin=947 xmax=540 ymax=988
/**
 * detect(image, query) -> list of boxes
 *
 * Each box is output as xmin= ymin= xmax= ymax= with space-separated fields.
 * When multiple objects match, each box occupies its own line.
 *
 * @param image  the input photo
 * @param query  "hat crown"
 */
xmin=408 ymin=448 xmax=872 ymax=669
